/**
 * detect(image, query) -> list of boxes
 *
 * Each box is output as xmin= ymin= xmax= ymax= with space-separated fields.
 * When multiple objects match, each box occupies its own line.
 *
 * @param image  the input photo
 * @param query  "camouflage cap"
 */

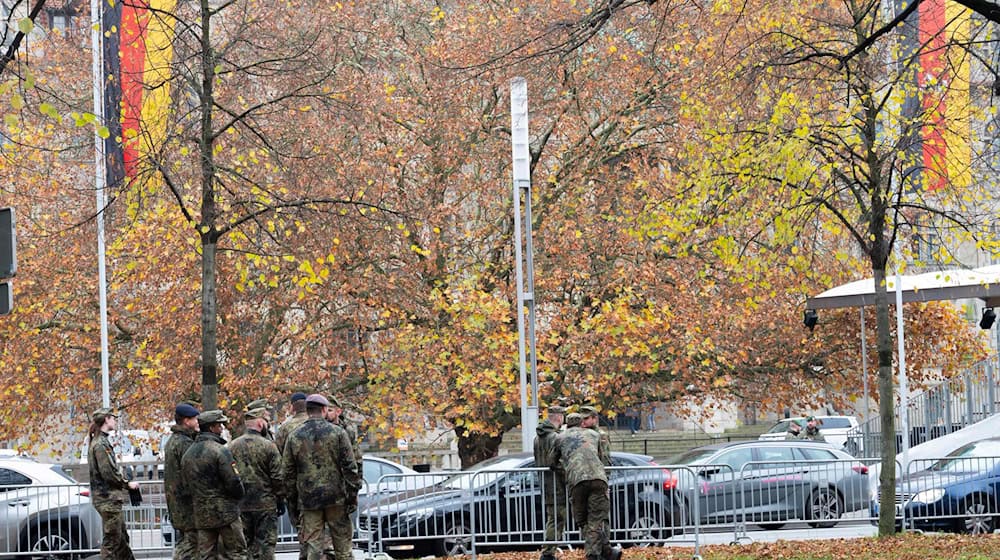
xmin=197 ymin=409 xmax=229 ymax=425
xmin=577 ymin=405 xmax=599 ymax=418
xmin=246 ymin=398 xmax=273 ymax=411
xmin=327 ymin=394 xmax=343 ymax=408
xmin=92 ymin=407 xmax=118 ymax=423
xmin=805 ymin=415 xmax=822 ymax=424
xmin=244 ymin=407 xmax=268 ymax=420
xmin=547 ymin=405 xmax=567 ymax=415
xmin=565 ymin=413 xmax=583 ymax=427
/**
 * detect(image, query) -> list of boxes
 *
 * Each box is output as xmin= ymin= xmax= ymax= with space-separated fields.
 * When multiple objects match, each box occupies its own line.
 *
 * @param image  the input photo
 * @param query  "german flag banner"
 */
xmin=102 ymin=0 xmax=177 ymax=190
xmin=898 ymin=0 xmax=972 ymax=192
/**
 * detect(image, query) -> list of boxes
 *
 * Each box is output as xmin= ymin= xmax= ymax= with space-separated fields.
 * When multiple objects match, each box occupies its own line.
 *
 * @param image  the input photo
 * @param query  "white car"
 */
xmin=0 ymin=453 xmax=102 ymax=556
xmin=758 ymin=416 xmax=862 ymax=455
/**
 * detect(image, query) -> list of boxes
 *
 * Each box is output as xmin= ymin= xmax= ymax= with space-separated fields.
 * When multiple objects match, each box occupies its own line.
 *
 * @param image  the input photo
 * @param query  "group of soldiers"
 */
xmin=533 ymin=405 xmax=624 ymax=560
xmin=88 ymin=392 xmax=364 ymax=560
xmin=785 ymin=415 xmax=826 ymax=442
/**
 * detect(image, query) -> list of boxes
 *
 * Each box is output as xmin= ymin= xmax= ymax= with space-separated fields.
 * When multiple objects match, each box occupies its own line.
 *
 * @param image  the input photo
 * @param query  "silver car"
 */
xmin=0 ymin=453 xmax=102 ymax=558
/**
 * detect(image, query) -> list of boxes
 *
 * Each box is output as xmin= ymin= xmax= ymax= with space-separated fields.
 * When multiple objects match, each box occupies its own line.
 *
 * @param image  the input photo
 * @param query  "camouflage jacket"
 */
xmin=163 ymin=424 xmax=198 ymax=530
xmin=534 ymin=420 xmax=564 ymax=473
xmin=282 ymin=417 xmax=360 ymax=511
xmin=180 ymin=431 xmax=245 ymax=529
xmin=551 ymin=426 xmax=609 ymax=489
xmin=88 ymin=432 xmax=129 ymax=505
xmin=275 ymin=411 xmax=308 ymax=457
xmin=802 ymin=428 xmax=826 ymax=443
xmin=228 ymin=429 xmax=284 ymax=512
xmin=334 ymin=415 xmax=363 ymax=471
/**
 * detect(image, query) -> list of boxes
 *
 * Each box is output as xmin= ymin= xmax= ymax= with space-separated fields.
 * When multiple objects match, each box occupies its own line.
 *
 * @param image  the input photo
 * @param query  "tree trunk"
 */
xmin=455 ymin=426 xmax=504 ymax=469
xmin=201 ymin=238 xmax=218 ymax=410
xmin=873 ymin=265 xmax=898 ymax=536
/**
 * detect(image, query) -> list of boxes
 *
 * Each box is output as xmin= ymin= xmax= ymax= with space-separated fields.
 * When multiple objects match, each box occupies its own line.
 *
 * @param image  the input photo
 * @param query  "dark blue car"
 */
xmin=875 ymin=437 xmax=1000 ymax=534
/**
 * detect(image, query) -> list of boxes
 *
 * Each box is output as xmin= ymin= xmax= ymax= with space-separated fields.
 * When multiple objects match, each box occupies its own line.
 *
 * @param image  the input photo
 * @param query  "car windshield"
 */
xmin=439 ymin=456 xmax=527 ymax=490
xmin=819 ymin=417 xmax=852 ymax=429
xmin=929 ymin=440 xmax=1000 ymax=472
xmin=766 ymin=420 xmax=797 ymax=434
xmin=667 ymin=448 xmax=721 ymax=465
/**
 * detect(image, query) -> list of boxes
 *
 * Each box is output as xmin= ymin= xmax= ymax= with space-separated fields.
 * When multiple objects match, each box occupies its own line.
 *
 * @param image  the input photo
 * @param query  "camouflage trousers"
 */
xmin=541 ymin=474 xmax=567 ymax=556
xmin=301 ymin=505 xmax=351 ymax=560
xmin=95 ymin=500 xmax=135 ymax=560
xmin=196 ymin=519 xmax=248 ymax=560
xmin=570 ymin=480 xmax=612 ymax=560
xmin=172 ymin=528 xmax=198 ymax=560
xmin=241 ymin=510 xmax=278 ymax=560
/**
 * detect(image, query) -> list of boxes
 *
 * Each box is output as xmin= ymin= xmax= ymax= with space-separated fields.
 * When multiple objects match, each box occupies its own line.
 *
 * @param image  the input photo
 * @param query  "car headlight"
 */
xmin=910 ymin=488 xmax=945 ymax=505
xmin=397 ymin=507 xmax=435 ymax=522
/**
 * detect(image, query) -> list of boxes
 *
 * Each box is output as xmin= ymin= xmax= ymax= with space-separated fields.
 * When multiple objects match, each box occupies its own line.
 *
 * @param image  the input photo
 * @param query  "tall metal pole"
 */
xmin=861 ymin=307 xmax=871 ymax=449
xmin=511 ymin=77 xmax=538 ymax=451
xmin=91 ymin=0 xmax=111 ymax=408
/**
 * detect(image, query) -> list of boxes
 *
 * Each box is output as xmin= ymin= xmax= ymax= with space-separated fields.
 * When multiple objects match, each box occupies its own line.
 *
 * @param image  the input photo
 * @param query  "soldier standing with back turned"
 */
xmin=274 ymin=392 xmax=309 ymax=560
xmin=180 ymin=410 xmax=247 ymax=560
xmin=229 ymin=407 xmax=285 ymax=560
xmin=534 ymin=404 xmax=566 ymax=560
xmin=551 ymin=406 xmax=621 ymax=560
xmin=164 ymin=403 xmax=201 ymax=560
xmin=282 ymin=394 xmax=360 ymax=560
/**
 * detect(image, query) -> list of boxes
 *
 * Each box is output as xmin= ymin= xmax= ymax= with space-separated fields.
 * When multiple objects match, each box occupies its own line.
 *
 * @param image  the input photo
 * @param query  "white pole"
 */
xmin=511 ymin=77 xmax=537 ymax=451
xmin=90 ymin=0 xmax=111 ymax=408
xmin=895 ymin=266 xmax=909 ymax=484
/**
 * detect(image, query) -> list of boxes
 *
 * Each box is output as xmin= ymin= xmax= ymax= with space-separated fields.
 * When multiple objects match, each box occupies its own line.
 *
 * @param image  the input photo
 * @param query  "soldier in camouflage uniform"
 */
xmin=164 ymin=403 xmax=201 ymax=560
xmin=274 ymin=392 xmax=309 ymax=560
xmin=180 ymin=410 xmax=247 ymax=560
xmin=282 ymin=394 xmax=360 ymax=560
xmin=534 ymin=405 xmax=567 ymax=560
xmin=229 ymin=407 xmax=284 ymax=560
xmin=802 ymin=416 xmax=827 ymax=442
xmin=326 ymin=396 xmax=362 ymax=475
xmin=88 ymin=407 xmax=140 ymax=560
xmin=784 ymin=420 xmax=804 ymax=440
xmin=550 ymin=406 xmax=621 ymax=560
xmin=246 ymin=398 xmax=275 ymax=441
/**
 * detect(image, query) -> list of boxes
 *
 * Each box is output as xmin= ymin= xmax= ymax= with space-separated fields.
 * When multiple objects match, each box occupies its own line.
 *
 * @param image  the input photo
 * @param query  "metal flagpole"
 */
xmin=511 ymin=77 xmax=538 ymax=451
xmin=91 ymin=0 xmax=112 ymax=408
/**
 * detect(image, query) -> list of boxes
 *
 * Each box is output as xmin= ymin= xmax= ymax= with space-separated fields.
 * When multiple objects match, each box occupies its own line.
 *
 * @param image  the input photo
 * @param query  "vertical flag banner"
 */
xmin=102 ymin=0 xmax=177 ymax=190
xmin=902 ymin=0 xmax=972 ymax=191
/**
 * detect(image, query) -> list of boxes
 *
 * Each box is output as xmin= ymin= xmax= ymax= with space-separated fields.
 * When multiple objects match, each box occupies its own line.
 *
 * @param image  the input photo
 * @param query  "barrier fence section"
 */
xmin=733 ymin=458 xmax=876 ymax=542
xmin=14 ymin=456 xmax=1000 ymax=559
xmin=896 ymin=454 xmax=1000 ymax=535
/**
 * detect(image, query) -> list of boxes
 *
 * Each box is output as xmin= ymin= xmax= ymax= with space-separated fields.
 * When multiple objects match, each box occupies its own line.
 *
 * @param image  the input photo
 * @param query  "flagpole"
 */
xmin=91 ymin=0 xmax=111 ymax=408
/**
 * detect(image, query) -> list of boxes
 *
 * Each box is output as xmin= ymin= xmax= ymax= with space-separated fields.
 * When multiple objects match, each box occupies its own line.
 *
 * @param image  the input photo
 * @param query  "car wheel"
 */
xmin=806 ymin=488 xmax=842 ymax=529
xmin=961 ymin=496 xmax=996 ymax=535
xmin=22 ymin=524 xmax=79 ymax=560
xmin=433 ymin=520 xmax=472 ymax=557
xmin=624 ymin=507 xmax=668 ymax=547
xmin=757 ymin=523 xmax=786 ymax=530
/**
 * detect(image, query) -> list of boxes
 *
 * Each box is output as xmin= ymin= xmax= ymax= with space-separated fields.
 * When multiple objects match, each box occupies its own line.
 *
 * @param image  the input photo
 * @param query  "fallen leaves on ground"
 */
xmin=471 ymin=533 xmax=1000 ymax=560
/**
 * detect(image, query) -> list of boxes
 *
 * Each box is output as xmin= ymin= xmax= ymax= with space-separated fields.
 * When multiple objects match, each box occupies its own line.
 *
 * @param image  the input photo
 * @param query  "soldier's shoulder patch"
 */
xmin=231 ymin=461 xmax=240 ymax=476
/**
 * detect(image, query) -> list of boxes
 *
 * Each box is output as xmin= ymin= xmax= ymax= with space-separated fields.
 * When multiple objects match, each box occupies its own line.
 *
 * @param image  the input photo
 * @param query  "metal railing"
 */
xmin=847 ymin=360 xmax=998 ymax=455
xmin=10 ymin=454 xmax=1000 ymax=559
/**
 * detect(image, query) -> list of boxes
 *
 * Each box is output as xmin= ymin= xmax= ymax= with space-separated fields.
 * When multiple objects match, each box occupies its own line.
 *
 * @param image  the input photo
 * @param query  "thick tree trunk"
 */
xmin=455 ymin=426 xmax=504 ymax=469
xmin=873 ymin=267 xmax=898 ymax=536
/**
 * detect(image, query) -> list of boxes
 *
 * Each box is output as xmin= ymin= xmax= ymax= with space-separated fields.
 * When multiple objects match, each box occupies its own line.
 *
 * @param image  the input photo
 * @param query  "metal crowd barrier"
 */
xmin=16 ymin=454 xmax=1000 ymax=559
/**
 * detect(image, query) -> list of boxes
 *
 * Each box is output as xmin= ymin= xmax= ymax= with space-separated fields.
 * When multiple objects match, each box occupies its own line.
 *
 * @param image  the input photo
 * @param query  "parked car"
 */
xmin=78 ymin=428 xmax=169 ymax=480
xmin=162 ymin=454 xmax=439 ymax=545
xmin=664 ymin=439 xmax=870 ymax=530
xmin=0 ymin=453 xmax=102 ymax=558
xmin=358 ymin=451 xmax=674 ymax=558
xmin=759 ymin=416 xmax=862 ymax=455
xmin=872 ymin=436 xmax=1000 ymax=534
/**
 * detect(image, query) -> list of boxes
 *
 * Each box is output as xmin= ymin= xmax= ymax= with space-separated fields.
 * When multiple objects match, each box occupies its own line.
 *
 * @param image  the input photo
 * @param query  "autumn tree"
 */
xmin=653 ymin=0 xmax=998 ymax=535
